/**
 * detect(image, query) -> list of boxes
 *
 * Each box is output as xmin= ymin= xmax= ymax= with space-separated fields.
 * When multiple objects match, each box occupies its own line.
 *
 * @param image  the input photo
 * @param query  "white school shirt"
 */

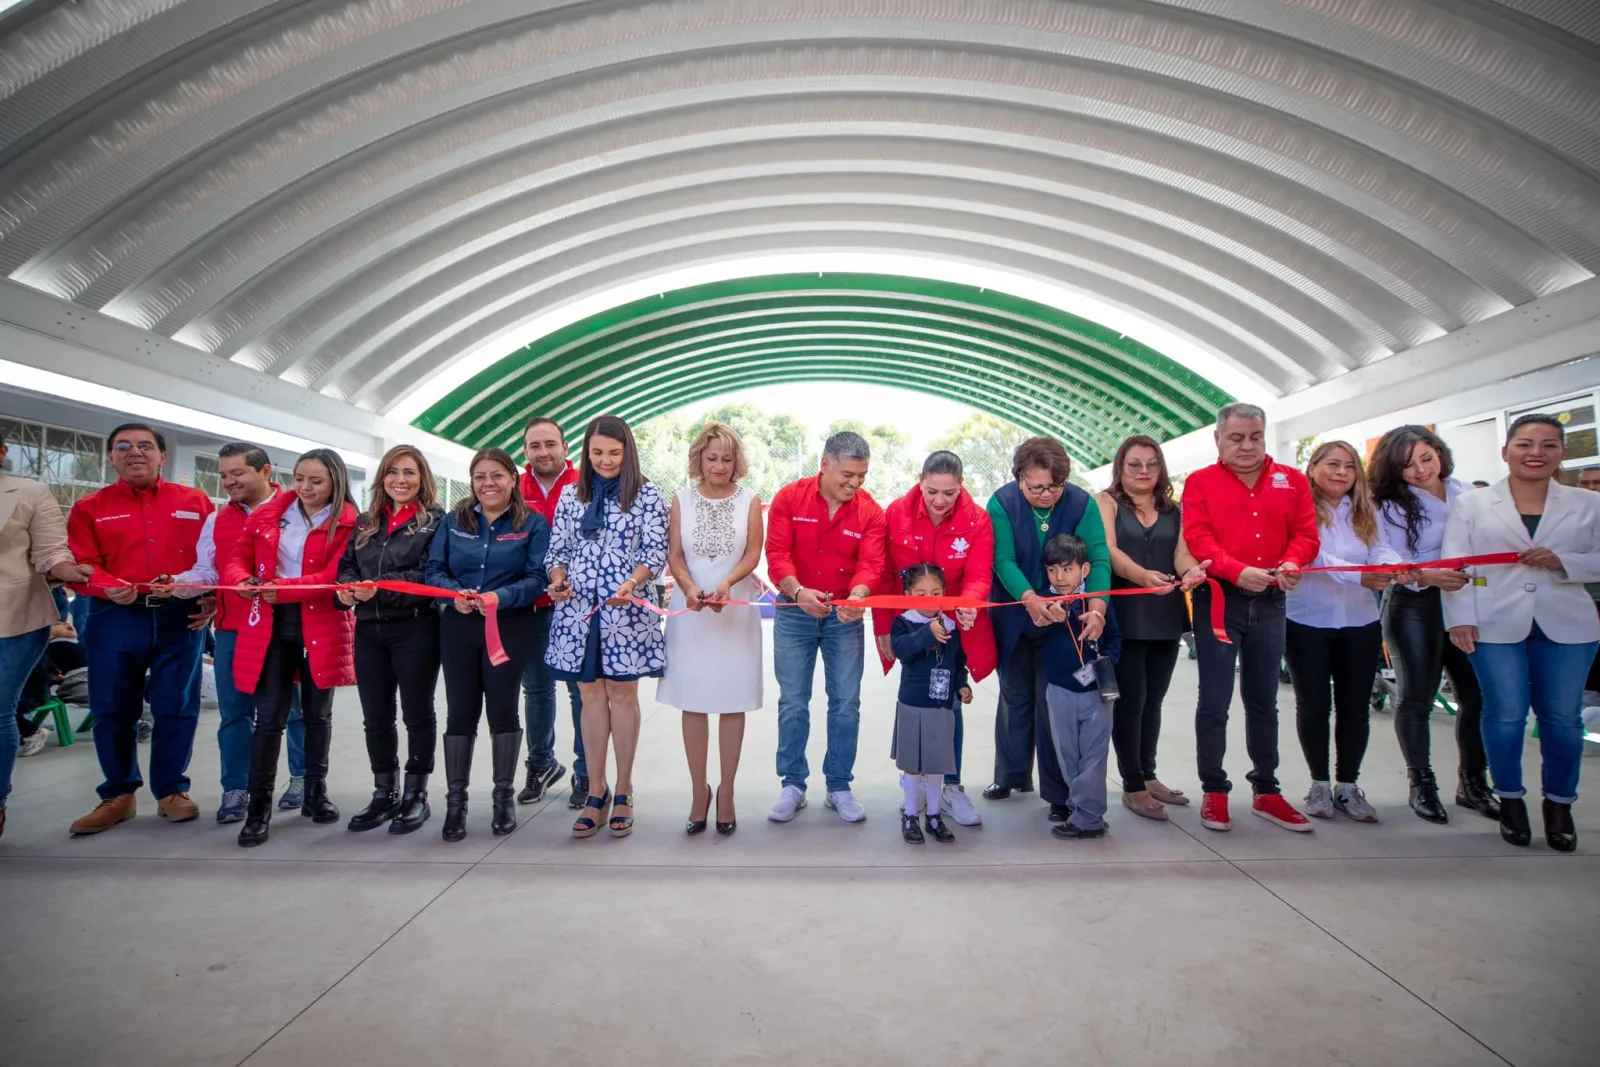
xmin=1287 ymin=497 xmax=1402 ymax=629
xmin=277 ymin=502 xmax=332 ymax=579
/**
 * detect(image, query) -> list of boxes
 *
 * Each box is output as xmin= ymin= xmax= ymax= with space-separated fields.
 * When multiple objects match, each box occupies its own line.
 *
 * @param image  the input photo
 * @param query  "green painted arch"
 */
xmin=414 ymin=273 xmax=1232 ymax=466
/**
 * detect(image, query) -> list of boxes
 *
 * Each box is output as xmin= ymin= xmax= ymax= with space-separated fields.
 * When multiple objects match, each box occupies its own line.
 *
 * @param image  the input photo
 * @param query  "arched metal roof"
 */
xmin=1 ymin=0 xmax=1596 ymax=442
xmin=413 ymin=273 xmax=1234 ymax=464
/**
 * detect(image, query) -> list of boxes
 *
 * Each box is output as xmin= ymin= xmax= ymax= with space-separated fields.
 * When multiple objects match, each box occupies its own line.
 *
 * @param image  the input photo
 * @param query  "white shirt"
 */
xmin=277 ymin=502 xmax=332 ymax=579
xmin=171 ymin=495 xmax=276 ymax=596
xmin=1379 ymin=478 xmax=1466 ymax=592
xmin=1287 ymin=497 xmax=1402 ymax=629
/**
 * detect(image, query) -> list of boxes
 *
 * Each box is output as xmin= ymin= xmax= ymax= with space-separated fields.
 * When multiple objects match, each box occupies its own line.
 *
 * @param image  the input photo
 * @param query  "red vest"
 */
xmin=222 ymin=492 xmax=358 ymax=693
xmin=210 ymin=487 xmax=282 ymax=633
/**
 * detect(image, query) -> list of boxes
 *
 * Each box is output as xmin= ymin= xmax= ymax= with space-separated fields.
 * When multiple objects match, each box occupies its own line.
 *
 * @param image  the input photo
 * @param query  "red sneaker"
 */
xmin=1200 ymin=792 xmax=1230 ymax=831
xmin=1253 ymin=793 xmax=1313 ymax=832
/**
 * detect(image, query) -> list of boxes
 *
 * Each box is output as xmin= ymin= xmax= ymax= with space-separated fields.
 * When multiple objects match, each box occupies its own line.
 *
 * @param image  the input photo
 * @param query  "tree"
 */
xmin=928 ymin=411 xmax=1031 ymax=502
xmin=825 ymin=419 xmax=922 ymax=500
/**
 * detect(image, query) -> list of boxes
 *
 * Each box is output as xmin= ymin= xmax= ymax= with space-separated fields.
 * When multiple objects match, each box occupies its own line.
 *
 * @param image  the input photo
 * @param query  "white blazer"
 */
xmin=1441 ymin=480 xmax=1600 ymax=644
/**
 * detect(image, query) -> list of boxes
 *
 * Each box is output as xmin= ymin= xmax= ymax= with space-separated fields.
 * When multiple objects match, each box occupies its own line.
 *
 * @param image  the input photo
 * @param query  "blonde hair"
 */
xmin=687 ymin=422 xmax=749 ymax=483
xmin=358 ymin=444 xmax=439 ymax=548
xmin=1307 ymin=440 xmax=1379 ymax=546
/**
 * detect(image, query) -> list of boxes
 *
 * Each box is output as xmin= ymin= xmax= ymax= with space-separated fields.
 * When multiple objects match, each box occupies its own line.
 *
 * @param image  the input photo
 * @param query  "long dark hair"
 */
xmin=454 ymin=447 xmax=530 ymax=535
xmin=1369 ymin=425 xmax=1454 ymax=553
xmin=1107 ymin=435 xmax=1176 ymax=512
xmin=294 ymin=448 xmax=355 ymax=549
xmin=358 ymin=444 xmax=439 ymax=548
xmin=576 ymin=414 xmax=646 ymax=512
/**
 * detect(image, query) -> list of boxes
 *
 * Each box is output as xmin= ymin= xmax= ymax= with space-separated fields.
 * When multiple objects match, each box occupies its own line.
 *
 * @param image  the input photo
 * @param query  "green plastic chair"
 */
xmin=27 ymin=696 xmax=77 ymax=747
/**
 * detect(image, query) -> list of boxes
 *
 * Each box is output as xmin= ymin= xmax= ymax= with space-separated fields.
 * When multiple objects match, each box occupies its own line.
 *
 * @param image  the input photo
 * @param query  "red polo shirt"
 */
xmin=766 ymin=475 xmax=887 ymax=599
xmin=67 ymin=477 xmax=215 ymax=598
xmin=521 ymin=461 xmax=578 ymax=608
xmin=1181 ymin=456 xmax=1319 ymax=586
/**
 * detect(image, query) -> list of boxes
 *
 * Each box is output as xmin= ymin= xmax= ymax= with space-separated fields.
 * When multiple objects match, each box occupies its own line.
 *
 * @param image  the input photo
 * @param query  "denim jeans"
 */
xmin=522 ymin=606 xmax=585 ymax=775
xmin=1192 ymin=584 xmax=1285 ymax=795
xmin=0 ymin=627 xmax=50 ymax=808
xmin=1046 ymin=683 xmax=1113 ymax=831
xmin=1467 ymin=622 xmax=1595 ymax=803
xmin=212 ymin=629 xmax=304 ymax=793
xmin=773 ymin=604 xmax=864 ymax=793
xmin=85 ymin=599 xmax=204 ymax=800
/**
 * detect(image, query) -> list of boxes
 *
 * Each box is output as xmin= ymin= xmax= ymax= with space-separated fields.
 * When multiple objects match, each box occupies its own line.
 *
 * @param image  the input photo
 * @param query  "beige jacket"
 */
xmin=1 ymin=474 xmax=73 ymax=638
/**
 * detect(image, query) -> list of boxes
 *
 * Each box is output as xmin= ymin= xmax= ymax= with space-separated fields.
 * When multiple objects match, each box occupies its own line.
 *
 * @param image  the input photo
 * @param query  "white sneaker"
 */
xmin=824 ymin=789 xmax=866 ymax=823
xmin=18 ymin=728 xmax=51 ymax=758
xmin=1303 ymin=783 xmax=1335 ymax=819
xmin=767 ymin=785 xmax=807 ymax=822
xmin=1333 ymin=783 xmax=1378 ymax=823
xmin=941 ymin=784 xmax=982 ymax=826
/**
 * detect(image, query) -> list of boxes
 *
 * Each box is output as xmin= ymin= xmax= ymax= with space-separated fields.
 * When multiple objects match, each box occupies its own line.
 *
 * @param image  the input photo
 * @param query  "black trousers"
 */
xmin=1192 ymin=584 xmax=1285 ymax=796
xmin=249 ymin=605 xmax=334 ymax=795
xmin=1285 ymin=619 xmax=1383 ymax=784
xmin=992 ymin=633 xmax=1069 ymax=805
xmin=1381 ymin=586 xmax=1486 ymax=777
xmin=441 ymin=607 xmax=536 ymax=737
xmin=354 ymin=613 xmax=441 ymax=775
xmin=1111 ymin=638 xmax=1181 ymax=793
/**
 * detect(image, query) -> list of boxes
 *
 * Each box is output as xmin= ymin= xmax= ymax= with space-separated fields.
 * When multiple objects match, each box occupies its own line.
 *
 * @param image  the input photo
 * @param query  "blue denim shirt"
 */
xmin=425 ymin=506 xmax=550 ymax=612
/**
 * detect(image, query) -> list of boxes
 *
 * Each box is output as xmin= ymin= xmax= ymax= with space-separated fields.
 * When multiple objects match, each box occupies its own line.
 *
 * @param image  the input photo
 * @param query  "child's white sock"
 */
xmin=902 ymin=773 xmax=922 ymax=816
xmin=923 ymin=775 xmax=943 ymax=820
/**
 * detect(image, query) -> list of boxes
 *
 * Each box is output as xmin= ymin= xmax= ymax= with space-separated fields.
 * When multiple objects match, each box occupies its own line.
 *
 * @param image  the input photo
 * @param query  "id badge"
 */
xmin=928 ymin=667 xmax=952 ymax=703
xmin=1073 ymin=663 xmax=1096 ymax=687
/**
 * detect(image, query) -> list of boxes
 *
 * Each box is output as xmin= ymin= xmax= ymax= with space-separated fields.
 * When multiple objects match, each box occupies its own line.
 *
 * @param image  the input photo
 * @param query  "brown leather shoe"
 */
xmin=1146 ymin=779 xmax=1190 ymax=806
xmin=158 ymin=792 xmax=201 ymax=822
xmin=70 ymin=795 xmax=137 ymax=835
xmin=1122 ymin=790 xmax=1169 ymax=821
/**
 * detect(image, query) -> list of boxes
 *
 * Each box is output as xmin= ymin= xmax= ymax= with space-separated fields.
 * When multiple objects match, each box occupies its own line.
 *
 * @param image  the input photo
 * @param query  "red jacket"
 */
xmin=211 ymin=486 xmax=284 ymax=633
xmin=222 ymin=491 xmax=358 ymax=693
xmin=872 ymin=485 xmax=998 ymax=681
xmin=1182 ymin=457 xmax=1319 ymax=586
xmin=765 ymin=475 xmax=887 ymax=599
xmin=66 ymin=477 xmax=214 ymax=597
xmin=521 ymin=461 xmax=578 ymax=607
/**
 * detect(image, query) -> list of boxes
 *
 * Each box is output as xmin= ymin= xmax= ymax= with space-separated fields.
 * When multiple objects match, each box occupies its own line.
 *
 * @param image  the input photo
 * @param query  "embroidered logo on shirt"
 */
xmin=94 ymin=513 xmax=133 ymax=522
xmin=496 ymin=532 xmax=529 ymax=542
xmin=842 ymin=529 xmax=862 ymax=539
xmin=951 ymin=537 xmax=970 ymax=557
xmin=792 ymin=516 xmax=819 ymax=524
xmin=1271 ymin=472 xmax=1290 ymax=489
xmin=174 ymin=510 xmax=201 ymax=520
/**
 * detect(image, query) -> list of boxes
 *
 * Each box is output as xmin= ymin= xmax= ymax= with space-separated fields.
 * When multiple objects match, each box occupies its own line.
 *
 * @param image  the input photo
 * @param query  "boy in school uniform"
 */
xmin=1040 ymin=534 xmax=1123 ymax=840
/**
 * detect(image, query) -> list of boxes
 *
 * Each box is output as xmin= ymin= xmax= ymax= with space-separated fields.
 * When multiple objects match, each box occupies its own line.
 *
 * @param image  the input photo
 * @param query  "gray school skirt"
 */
xmin=891 ymin=701 xmax=958 ymax=775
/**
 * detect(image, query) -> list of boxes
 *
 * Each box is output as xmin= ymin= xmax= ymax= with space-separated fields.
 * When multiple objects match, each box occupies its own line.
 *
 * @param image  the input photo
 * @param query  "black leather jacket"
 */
xmin=335 ymin=506 xmax=445 ymax=622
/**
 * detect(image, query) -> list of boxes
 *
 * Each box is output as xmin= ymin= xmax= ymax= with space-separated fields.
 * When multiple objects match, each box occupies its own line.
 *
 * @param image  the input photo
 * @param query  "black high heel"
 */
xmin=716 ymin=787 xmax=737 ymax=836
xmin=572 ymin=789 xmax=612 ymax=839
xmin=686 ymin=783 xmax=712 ymax=836
xmin=1499 ymin=796 xmax=1531 ymax=847
xmin=1543 ymin=798 xmax=1576 ymax=853
xmin=610 ymin=792 xmax=634 ymax=838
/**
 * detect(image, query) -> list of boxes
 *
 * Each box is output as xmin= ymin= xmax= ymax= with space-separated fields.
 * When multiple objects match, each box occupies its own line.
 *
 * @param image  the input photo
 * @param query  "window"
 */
xmin=0 ymin=416 xmax=107 ymax=509
xmin=194 ymin=454 xmax=223 ymax=502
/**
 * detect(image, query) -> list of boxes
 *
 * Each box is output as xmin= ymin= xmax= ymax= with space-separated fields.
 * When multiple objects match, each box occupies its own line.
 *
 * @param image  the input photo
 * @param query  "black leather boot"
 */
xmin=491 ymin=730 xmax=523 ymax=836
xmin=389 ymin=773 xmax=431 ymax=834
xmin=1455 ymin=771 xmax=1500 ymax=820
xmin=238 ymin=791 xmax=273 ymax=847
xmin=1500 ymin=796 xmax=1531 ymax=846
xmin=301 ymin=778 xmax=340 ymax=823
xmin=442 ymin=735 xmax=474 ymax=842
xmin=1542 ymin=798 xmax=1576 ymax=852
xmin=1408 ymin=768 xmax=1448 ymax=824
xmin=347 ymin=772 xmax=399 ymax=832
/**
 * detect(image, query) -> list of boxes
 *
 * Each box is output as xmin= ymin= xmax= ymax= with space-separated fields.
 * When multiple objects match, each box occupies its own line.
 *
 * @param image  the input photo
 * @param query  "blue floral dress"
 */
xmin=545 ymin=481 xmax=669 ymax=681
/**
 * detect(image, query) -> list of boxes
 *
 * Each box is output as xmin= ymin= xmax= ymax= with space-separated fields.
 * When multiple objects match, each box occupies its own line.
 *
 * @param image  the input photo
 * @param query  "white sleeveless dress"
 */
xmin=657 ymin=486 xmax=764 ymax=714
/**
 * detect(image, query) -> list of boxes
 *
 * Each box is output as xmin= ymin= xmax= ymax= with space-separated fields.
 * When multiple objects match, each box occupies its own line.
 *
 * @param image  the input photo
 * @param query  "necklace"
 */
xmin=1030 ymin=503 xmax=1051 ymax=532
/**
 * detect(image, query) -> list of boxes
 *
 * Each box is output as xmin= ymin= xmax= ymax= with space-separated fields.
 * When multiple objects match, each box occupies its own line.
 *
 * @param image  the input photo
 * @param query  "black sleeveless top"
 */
xmin=1110 ymin=502 xmax=1190 ymax=641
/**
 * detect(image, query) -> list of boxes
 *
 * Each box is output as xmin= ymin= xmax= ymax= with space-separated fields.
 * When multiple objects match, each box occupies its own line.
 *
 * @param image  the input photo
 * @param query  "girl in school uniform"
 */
xmin=889 ymin=562 xmax=972 ymax=844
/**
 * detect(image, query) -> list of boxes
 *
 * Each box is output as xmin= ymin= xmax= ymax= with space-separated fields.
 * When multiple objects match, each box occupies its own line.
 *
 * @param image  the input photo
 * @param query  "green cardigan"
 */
xmin=987 ymin=491 xmax=1112 ymax=600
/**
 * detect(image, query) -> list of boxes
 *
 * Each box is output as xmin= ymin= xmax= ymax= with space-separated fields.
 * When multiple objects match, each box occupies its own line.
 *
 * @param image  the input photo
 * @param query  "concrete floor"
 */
xmin=2 ymin=641 xmax=1597 ymax=1067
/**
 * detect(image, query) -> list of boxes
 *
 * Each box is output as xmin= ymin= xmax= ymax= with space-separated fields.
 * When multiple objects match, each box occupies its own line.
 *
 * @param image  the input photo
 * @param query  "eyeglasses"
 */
xmin=1124 ymin=460 xmax=1162 ymax=472
xmin=113 ymin=442 xmax=159 ymax=453
xmin=1022 ymin=480 xmax=1065 ymax=494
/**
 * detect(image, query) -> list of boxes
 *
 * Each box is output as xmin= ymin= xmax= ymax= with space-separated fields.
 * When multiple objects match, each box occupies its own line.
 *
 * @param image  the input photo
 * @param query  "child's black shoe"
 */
xmin=1051 ymin=822 xmax=1106 ymax=840
xmin=901 ymin=815 xmax=925 ymax=843
xmin=925 ymin=814 xmax=955 ymax=842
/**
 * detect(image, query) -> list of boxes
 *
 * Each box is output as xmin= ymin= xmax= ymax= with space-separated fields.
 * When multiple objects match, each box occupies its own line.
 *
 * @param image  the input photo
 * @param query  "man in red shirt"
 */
xmin=1183 ymin=403 xmax=1320 ymax=834
xmin=765 ymin=431 xmax=888 ymax=824
xmin=518 ymin=416 xmax=585 ymax=807
xmin=65 ymin=423 xmax=215 ymax=835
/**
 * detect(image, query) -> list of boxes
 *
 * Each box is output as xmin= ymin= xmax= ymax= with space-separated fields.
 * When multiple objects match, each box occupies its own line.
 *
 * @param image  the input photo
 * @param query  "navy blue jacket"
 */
xmin=425 ymin=506 xmax=550 ymax=612
xmin=890 ymin=613 xmax=969 ymax=709
xmin=1042 ymin=598 xmax=1123 ymax=693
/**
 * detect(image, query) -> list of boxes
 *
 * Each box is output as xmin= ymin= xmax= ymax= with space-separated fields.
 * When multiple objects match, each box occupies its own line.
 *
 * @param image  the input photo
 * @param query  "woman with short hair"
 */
xmin=659 ymin=422 xmax=764 ymax=835
xmin=1444 ymin=414 xmax=1600 ymax=851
